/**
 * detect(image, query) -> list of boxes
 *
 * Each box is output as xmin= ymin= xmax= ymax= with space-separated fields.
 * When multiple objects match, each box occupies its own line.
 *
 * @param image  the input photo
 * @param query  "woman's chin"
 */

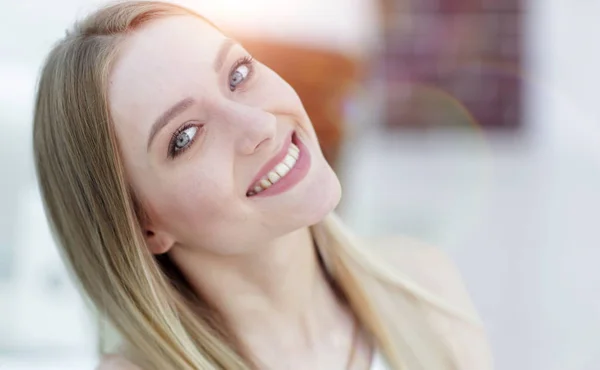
xmin=300 ymin=164 xmax=342 ymax=225
xmin=251 ymin=137 xmax=341 ymax=230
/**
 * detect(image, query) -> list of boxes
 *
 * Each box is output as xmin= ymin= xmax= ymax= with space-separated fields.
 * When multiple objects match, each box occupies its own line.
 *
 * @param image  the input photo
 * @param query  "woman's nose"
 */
xmin=218 ymin=101 xmax=277 ymax=155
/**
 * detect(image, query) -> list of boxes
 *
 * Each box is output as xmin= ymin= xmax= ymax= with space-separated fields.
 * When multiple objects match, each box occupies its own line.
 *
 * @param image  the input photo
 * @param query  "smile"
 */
xmin=246 ymin=131 xmax=310 ymax=197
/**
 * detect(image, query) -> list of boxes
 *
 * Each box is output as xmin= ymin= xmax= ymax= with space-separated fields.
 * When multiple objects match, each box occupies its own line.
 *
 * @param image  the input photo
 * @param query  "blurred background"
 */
xmin=1 ymin=0 xmax=599 ymax=369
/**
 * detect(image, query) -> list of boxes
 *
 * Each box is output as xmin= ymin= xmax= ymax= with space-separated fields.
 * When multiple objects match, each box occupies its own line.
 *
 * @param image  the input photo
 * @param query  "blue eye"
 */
xmin=169 ymin=125 xmax=199 ymax=158
xmin=229 ymin=56 xmax=254 ymax=91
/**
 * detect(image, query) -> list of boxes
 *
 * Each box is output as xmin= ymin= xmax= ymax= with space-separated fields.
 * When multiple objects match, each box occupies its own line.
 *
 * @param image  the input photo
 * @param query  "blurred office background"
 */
xmin=1 ymin=0 xmax=599 ymax=369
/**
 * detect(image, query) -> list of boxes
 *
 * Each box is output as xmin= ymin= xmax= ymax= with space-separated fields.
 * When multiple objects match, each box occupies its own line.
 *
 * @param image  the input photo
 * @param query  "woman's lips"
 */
xmin=246 ymin=131 xmax=311 ymax=198
xmin=246 ymin=131 xmax=293 ymax=193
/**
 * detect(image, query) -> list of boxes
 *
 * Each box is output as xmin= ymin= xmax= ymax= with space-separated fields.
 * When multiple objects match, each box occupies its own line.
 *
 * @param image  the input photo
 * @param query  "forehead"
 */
xmin=108 ymin=15 xmax=226 ymax=137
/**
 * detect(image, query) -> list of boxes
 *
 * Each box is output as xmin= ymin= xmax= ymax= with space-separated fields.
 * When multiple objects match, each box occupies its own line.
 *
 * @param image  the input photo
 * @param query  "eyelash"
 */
xmin=167 ymin=55 xmax=255 ymax=159
xmin=229 ymin=55 xmax=255 ymax=92
xmin=168 ymin=123 xmax=200 ymax=159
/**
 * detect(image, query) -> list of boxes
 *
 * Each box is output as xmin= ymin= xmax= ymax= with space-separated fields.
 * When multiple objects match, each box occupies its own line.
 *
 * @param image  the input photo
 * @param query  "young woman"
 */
xmin=32 ymin=1 xmax=492 ymax=369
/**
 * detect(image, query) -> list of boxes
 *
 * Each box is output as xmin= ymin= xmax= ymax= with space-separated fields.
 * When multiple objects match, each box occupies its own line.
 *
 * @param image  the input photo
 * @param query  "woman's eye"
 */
xmin=229 ymin=61 xmax=252 ymax=91
xmin=169 ymin=125 xmax=199 ymax=157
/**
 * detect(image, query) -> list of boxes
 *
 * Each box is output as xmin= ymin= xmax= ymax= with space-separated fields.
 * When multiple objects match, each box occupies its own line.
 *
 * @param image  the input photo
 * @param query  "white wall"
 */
xmin=528 ymin=1 xmax=600 ymax=369
xmin=339 ymin=1 xmax=600 ymax=370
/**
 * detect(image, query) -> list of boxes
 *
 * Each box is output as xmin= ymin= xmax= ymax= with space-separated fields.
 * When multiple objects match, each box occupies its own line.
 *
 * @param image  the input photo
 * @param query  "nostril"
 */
xmin=253 ymin=137 xmax=271 ymax=153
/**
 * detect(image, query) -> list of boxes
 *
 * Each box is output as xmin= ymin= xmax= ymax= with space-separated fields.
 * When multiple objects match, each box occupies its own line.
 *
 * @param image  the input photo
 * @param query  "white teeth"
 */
xmin=247 ymin=140 xmax=302 ymax=196
xmin=260 ymin=179 xmax=271 ymax=189
xmin=267 ymin=171 xmax=281 ymax=183
xmin=283 ymin=154 xmax=296 ymax=167
xmin=274 ymin=163 xmax=290 ymax=177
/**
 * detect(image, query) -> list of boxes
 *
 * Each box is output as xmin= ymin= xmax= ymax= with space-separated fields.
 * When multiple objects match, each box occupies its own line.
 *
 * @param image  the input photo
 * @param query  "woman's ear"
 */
xmin=142 ymin=218 xmax=176 ymax=255
xmin=144 ymin=229 xmax=176 ymax=255
xmin=136 ymin=200 xmax=175 ymax=255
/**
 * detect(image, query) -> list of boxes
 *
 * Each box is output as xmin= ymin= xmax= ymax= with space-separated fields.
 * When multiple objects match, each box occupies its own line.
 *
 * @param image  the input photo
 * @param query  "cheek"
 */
xmin=255 ymin=65 xmax=311 ymax=122
xmin=147 ymin=174 xmax=239 ymax=237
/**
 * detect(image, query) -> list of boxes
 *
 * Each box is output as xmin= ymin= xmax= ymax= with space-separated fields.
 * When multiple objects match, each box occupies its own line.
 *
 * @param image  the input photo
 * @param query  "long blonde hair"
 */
xmin=32 ymin=1 xmax=475 ymax=369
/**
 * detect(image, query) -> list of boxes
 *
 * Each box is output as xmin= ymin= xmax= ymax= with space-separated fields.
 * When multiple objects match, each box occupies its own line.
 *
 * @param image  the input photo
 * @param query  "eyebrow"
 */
xmin=146 ymin=39 xmax=237 ymax=151
xmin=147 ymin=97 xmax=195 ymax=151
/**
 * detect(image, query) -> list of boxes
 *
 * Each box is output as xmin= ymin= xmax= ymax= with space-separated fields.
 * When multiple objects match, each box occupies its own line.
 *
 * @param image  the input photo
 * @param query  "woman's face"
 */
xmin=108 ymin=16 xmax=341 ymax=255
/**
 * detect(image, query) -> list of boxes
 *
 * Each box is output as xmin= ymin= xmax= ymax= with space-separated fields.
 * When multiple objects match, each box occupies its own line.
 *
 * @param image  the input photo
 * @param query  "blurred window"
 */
xmin=378 ymin=0 xmax=523 ymax=131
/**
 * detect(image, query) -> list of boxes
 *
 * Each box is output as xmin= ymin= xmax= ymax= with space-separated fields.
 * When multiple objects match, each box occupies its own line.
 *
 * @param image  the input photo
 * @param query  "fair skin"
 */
xmin=100 ymin=14 xmax=493 ymax=370
xmin=106 ymin=15 xmax=368 ymax=370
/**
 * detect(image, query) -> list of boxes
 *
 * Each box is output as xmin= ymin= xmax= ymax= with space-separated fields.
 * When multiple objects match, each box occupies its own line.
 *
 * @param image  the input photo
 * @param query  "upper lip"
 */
xmin=247 ymin=131 xmax=294 ymax=192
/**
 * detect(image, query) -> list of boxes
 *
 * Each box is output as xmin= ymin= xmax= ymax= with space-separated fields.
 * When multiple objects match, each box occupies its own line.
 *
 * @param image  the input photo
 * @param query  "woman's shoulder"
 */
xmin=367 ymin=235 xmax=495 ymax=370
xmin=368 ymin=235 xmax=476 ymax=313
xmin=96 ymin=354 xmax=141 ymax=370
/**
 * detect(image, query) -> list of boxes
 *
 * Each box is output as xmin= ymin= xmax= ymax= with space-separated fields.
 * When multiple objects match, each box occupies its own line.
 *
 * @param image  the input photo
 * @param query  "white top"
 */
xmin=370 ymin=349 xmax=391 ymax=370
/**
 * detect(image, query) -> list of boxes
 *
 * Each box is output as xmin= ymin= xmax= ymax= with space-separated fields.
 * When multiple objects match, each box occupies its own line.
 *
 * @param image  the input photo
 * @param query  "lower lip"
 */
xmin=249 ymin=132 xmax=311 ymax=198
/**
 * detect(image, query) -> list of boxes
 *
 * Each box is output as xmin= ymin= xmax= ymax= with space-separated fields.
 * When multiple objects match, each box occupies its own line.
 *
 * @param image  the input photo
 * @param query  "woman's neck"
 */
xmin=169 ymin=226 xmax=353 ymax=351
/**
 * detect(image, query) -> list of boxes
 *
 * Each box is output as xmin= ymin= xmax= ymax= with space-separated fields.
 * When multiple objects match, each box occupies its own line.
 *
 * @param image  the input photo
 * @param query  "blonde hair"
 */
xmin=32 ymin=1 xmax=475 ymax=369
